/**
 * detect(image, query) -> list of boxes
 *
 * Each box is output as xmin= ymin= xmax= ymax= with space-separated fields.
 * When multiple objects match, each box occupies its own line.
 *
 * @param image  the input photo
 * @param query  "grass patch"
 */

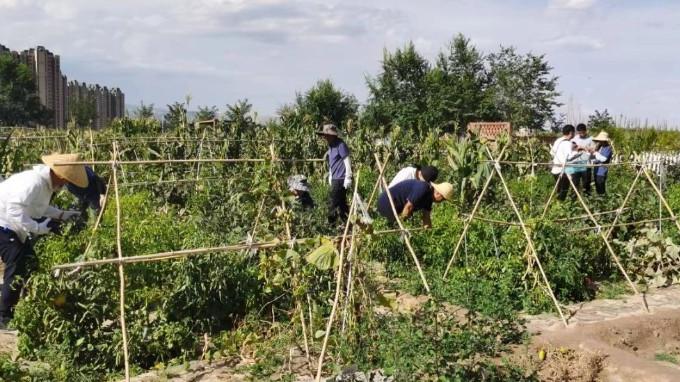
xmin=655 ymin=352 xmax=679 ymax=364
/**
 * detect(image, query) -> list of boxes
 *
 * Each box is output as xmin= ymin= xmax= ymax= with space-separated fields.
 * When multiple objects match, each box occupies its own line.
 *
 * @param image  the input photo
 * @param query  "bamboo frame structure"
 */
xmin=38 ymin=134 xmax=679 ymax=379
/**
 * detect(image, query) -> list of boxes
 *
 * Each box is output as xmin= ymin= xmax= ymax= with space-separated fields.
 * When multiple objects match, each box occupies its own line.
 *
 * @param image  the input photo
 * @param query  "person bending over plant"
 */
xmin=0 ymin=153 xmax=86 ymax=329
xmin=287 ymin=175 xmax=314 ymax=209
xmin=377 ymin=180 xmax=453 ymax=228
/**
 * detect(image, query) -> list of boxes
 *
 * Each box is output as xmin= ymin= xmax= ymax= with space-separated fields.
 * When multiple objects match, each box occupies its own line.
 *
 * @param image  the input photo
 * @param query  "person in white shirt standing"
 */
xmin=0 ymin=153 xmax=87 ymax=328
xmin=550 ymin=124 xmax=578 ymax=201
xmin=571 ymin=123 xmax=594 ymax=196
xmin=388 ymin=165 xmax=439 ymax=188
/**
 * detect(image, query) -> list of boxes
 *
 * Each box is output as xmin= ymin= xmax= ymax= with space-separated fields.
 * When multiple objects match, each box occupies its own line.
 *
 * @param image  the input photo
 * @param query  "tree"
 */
xmin=69 ymin=94 xmax=97 ymax=128
xmin=163 ymin=102 xmax=188 ymax=130
xmin=134 ymin=101 xmax=155 ymax=120
xmin=429 ymin=34 xmax=490 ymax=134
xmin=195 ymin=106 xmax=218 ymax=122
xmin=485 ymin=47 xmax=561 ymax=130
xmin=364 ymin=42 xmax=431 ymax=135
xmin=0 ymin=54 xmax=51 ymax=126
xmin=223 ymin=99 xmax=257 ymax=157
xmin=588 ymin=109 xmax=615 ymax=130
xmin=292 ymin=79 xmax=358 ymax=128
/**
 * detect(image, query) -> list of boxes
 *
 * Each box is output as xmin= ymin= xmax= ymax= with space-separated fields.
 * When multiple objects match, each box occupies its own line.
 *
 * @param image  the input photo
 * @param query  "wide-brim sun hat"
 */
xmin=431 ymin=182 xmax=454 ymax=201
xmin=592 ymin=131 xmax=610 ymax=142
xmin=316 ymin=123 xmax=339 ymax=137
xmin=41 ymin=153 xmax=89 ymax=188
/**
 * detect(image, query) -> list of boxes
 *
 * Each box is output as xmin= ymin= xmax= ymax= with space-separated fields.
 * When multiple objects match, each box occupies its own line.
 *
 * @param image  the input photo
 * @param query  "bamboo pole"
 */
xmin=604 ymin=167 xmax=643 ymax=240
xmin=485 ymin=146 xmax=569 ymax=327
xmin=443 ymin=144 xmax=508 ymax=278
xmin=367 ymin=152 xmax=392 ymax=208
xmin=112 ymin=142 xmax=131 ymax=382
xmin=641 ymin=167 xmax=680 ymax=233
xmin=374 ymin=154 xmax=430 ymax=293
xmin=565 ymin=173 xmax=648 ymax=312
xmin=569 ymin=217 xmax=677 ymax=233
xmin=479 ymin=160 xmax=664 ymax=167
xmin=51 ymin=227 xmax=428 ymax=270
xmin=48 ymin=158 xmax=326 ymax=166
xmin=315 ymin=171 xmax=360 ymax=382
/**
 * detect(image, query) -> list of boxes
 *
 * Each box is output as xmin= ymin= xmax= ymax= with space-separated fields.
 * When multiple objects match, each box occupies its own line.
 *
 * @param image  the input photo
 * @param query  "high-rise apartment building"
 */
xmin=1 ymin=43 xmax=125 ymax=128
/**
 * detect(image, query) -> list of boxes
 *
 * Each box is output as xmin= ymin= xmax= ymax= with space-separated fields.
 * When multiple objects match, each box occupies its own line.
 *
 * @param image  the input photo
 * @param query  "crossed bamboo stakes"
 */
xmin=49 ymin=143 xmax=680 ymax=380
xmin=443 ymin=147 xmax=680 ymax=327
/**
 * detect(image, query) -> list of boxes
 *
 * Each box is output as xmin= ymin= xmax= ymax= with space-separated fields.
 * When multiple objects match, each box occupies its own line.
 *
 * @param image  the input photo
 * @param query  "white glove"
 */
xmin=343 ymin=177 xmax=352 ymax=190
xmin=328 ymin=173 xmax=332 ymax=185
xmin=99 ymin=195 xmax=107 ymax=208
xmin=60 ymin=210 xmax=81 ymax=221
xmin=37 ymin=218 xmax=53 ymax=235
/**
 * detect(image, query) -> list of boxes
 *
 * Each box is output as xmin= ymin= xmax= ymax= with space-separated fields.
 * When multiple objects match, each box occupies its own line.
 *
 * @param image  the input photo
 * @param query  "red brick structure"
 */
xmin=467 ymin=122 xmax=512 ymax=141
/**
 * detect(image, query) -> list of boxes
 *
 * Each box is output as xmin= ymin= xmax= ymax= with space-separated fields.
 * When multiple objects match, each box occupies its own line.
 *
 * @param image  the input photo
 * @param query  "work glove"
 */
xmin=37 ymin=218 xmax=62 ymax=235
xmin=328 ymin=173 xmax=332 ymax=185
xmin=60 ymin=210 xmax=81 ymax=221
xmin=343 ymin=177 xmax=352 ymax=190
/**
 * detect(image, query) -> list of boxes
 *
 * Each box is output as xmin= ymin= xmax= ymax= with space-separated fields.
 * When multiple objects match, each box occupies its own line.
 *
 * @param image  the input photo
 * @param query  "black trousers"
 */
xmin=583 ymin=168 xmax=593 ymax=195
xmin=0 ymin=230 xmax=35 ymax=321
xmin=328 ymin=179 xmax=349 ymax=224
xmin=595 ymin=175 xmax=607 ymax=195
xmin=553 ymin=174 xmax=570 ymax=201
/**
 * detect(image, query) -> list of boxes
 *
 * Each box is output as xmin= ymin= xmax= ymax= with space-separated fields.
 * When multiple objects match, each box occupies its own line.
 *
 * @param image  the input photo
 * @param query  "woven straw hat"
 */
xmin=431 ymin=182 xmax=454 ymax=201
xmin=41 ymin=153 xmax=88 ymax=188
xmin=592 ymin=131 xmax=610 ymax=142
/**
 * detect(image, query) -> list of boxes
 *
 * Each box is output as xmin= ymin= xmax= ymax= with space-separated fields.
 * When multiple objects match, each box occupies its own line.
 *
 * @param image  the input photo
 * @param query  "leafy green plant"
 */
xmin=617 ymin=227 xmax=680 ymax=288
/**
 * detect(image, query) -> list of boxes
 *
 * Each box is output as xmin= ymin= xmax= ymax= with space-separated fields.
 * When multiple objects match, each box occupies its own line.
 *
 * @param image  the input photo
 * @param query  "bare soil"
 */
xmin=519 ymin=285 xmax=680 ymax=382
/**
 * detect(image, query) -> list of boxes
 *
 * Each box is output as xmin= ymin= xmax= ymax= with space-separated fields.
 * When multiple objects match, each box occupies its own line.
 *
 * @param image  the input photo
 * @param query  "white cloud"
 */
xmin=551 ymin=0 xmax=596 ymax=10
xmin=542 ymin=35 xmax=604 ymax=50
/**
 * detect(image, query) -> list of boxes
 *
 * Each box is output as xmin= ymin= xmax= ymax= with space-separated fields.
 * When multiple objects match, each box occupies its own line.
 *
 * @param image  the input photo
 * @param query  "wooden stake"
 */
xmin=367 ymin=152 xmax=392 ymax=208
xmin=444 ymin=144 xmax=508 ymax=278
xmin=112 ymin=142 xmax=131 ymax=381
xmin=604 ymin=167 xmax=643 ymax=240
xmin=565 ymin=172 xmax=648 ymax=312
xmin=485 ymin=146 xmax=569 ymax=327
xmin=315 ymin=171 xmax=360 ymax=382
xmin=374 ymin=154 xmax=430 ymax=293
xmin=641 ymin=167 xmax=680 ymax=233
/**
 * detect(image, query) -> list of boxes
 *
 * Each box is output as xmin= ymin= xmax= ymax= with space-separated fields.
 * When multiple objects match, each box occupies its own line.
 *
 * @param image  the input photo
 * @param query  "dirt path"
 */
xmin=521 ymin=285 xmax=680 ymax=381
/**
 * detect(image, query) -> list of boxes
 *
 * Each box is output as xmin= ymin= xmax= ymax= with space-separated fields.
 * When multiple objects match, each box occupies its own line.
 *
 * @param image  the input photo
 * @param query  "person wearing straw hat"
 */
xmin=377 ymin=180 xmax=453 ymax=228
xmin=287 ymin=175 xmax=315 ymax=210
xmin=0 ymin=153 xmax=87 ymax=329
xmin=317 ymin=123 xmax=352 ymax=224
xmin=67 ymin=166 xmax=107 ymax=215
xmin=590 ymin=131 xmax=613 ymax=195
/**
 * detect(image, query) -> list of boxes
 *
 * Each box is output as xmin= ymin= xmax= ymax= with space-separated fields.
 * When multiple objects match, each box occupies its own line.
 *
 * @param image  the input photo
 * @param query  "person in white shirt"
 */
xmin=0 ymin=153 xmax=87 ymax=328
xmin=550 ymin=124 xmax=578 ymax=200
xmin=388 ymin=165 xmax=439 ymax=188
xmin=571 ymin=123 xmax=594 ymax=195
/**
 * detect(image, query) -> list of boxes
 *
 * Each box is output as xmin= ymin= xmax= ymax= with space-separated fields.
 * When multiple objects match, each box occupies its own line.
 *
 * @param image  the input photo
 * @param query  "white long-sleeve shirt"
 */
xmin=550 ymin=137 xmax=579 ymax=175
xmin=0 ymin=165 xmax=63 ymax=242
xmin=388 ymin=166 xmax=418 ymax=188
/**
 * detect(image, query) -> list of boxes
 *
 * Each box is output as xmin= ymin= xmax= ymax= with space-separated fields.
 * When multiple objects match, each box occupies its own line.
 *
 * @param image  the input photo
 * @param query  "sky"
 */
xmin=1 ymin=0 xmax=679 ymax=126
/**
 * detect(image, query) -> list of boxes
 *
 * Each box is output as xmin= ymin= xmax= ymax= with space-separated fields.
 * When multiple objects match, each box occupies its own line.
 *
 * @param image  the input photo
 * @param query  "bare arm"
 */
xmin=422 ymin=210 xmax=432 ymax=228
xmin=400 ymin=201 xmax=415 ymax=220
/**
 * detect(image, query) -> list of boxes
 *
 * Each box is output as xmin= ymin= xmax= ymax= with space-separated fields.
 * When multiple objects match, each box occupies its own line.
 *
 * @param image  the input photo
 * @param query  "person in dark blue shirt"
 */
xmin=66 ymin=166 xmax=107 ymax=213
xmin=377 ymin=180 xmax=453 ymax=228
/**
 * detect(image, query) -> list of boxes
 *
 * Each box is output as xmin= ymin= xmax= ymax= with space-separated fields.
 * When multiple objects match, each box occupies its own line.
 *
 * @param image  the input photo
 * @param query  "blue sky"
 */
xmin=1 ymin=0 xmax=678 ymax=126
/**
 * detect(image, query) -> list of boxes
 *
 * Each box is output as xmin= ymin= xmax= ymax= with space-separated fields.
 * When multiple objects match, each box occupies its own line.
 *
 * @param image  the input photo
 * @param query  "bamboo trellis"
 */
xmin=444 ymin=149 xmax=680 ymax=327
xmin=36 ymin=137 xmax=680 ymax=379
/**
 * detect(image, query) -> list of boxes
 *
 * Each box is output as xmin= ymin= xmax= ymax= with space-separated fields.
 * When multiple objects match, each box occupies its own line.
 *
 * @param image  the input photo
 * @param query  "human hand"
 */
xmin=343 ymin=177 xmax=352 ymax=189
xmin=47 ymin=220 xmax=63 ymax=235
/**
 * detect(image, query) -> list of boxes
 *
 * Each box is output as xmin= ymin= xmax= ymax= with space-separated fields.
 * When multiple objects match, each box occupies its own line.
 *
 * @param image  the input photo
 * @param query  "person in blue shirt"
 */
xmin=377 ymin=180 xmax=453 ymax=228
xmin=66 ymin=166 xmax=107 ymax=214
xmin=317 ymin=124 xmax=352 ymax=224
xmin=591 ymin=131 xmax=613 ymax=195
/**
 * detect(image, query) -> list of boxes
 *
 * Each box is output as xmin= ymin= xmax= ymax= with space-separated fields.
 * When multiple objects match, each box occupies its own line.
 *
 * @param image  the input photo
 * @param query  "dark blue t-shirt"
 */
xmin=377 ymin=179 xmax=433 ymax=221
xmin=595 ymin=146 xmax=613 ymax=177
xmin=67 ymin=166 xmax=105 ymax=210
xmin=327 ymin=139 xmax=350 ymax=180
